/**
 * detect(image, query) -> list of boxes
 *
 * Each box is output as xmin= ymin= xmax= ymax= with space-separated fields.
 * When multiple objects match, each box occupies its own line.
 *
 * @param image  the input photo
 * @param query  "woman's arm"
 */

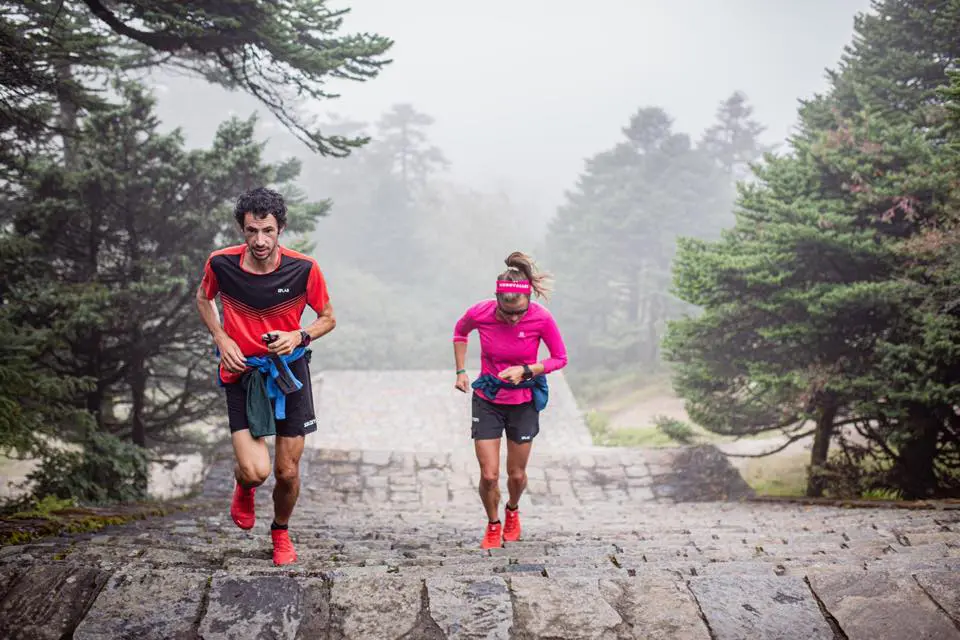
xmin=536 ymin=313 xmax=568 ymax=375
xmin=453 ymin=308 xmax=475 ymax=392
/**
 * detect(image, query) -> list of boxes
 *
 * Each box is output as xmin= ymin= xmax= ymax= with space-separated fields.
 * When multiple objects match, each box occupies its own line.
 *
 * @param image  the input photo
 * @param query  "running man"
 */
xmin=196 ymin=187 xmax=335 ymax=566
xmin=452 ymin=251 xmax=568 ymax=549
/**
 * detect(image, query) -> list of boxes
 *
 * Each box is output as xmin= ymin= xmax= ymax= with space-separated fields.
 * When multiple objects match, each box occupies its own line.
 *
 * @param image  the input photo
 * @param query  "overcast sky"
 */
xmin=152 ymin=0 xmax=871 ymax=220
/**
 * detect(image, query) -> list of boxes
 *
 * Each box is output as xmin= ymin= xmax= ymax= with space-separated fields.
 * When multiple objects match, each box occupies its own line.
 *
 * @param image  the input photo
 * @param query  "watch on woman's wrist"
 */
xmin=522 ymin=364 xmax=533 ymax=380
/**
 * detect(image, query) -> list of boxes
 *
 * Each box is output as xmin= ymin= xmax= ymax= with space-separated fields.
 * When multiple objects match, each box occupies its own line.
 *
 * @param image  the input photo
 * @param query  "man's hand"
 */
xmin=264 ymin=330 xmax=301 ymax=356
xmin=497 ymin=366 xmax=525 ymax=385
xmin=216 ymin=335 xmax=247 ymax=373
xmin=455 ymin=372 xmax=470 ymax=393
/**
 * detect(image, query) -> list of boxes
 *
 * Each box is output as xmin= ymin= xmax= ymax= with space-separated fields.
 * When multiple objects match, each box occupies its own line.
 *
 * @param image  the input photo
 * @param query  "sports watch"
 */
xmin=299 ymin=330 xmax=312 ymax=347
xmin=521 ymin=364 xmax=533 ymax=380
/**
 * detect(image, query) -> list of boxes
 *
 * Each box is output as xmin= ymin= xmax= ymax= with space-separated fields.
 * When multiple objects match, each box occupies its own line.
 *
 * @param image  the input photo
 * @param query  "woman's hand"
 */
xmin=497 ymin=366 xmax=525 ymax=384
xmin=455 ymin=372 xmax=470 ymax=393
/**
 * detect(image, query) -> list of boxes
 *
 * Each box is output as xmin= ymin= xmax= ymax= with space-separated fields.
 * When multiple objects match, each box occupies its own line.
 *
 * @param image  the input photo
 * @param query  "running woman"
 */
xmin=196 ymin=187 xmax=336 ymax=566
xmin=452 ymin=251 xmax=568 ymax=549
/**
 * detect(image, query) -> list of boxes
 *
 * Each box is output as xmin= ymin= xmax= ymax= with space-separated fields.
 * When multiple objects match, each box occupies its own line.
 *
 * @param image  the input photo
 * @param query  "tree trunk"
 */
xmin=895 ymin=404 xmax=941 ymax=499
xmin=54 ymin=60 xmax=79 ymax=170
xmin=644 ymin=292 xmax=662 ymax=367
xmin=807 ymin=402 xmax=838 ymax=497
xmin=130 ymin=344 xmax=147 ymax=448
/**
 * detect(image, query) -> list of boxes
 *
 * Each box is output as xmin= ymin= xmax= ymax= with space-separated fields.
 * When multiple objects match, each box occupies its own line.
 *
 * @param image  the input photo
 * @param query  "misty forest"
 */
xmin=1 ymin=0 xmax=960 ymax=514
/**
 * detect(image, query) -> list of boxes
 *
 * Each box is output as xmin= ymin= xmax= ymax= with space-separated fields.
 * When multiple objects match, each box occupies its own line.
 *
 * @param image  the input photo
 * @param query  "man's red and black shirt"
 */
xmin=201 ymin=245 xmax=330 ymax=383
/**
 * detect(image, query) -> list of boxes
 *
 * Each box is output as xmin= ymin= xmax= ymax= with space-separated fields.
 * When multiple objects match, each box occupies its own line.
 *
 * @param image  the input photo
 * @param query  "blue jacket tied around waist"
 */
xmin=244 ymin=347 xmax=307 ymax=420
xmin=471 ymin=373 xmax=549 ymax=412
xmin=217 ymin=347 xmax=307 ymax=439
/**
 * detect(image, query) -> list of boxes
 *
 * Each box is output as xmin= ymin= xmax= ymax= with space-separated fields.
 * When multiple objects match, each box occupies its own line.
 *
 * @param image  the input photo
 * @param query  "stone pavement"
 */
xmin=1 ymin=371 xmax=959 ymax=638
xmin=307 ymin=370 xmax=593 ymax=456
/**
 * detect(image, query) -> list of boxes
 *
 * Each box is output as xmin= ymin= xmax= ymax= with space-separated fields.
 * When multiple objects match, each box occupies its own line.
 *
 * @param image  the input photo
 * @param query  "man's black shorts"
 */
xmin=223 ymin=356 xmax=317 ymax=438
xmin=471 ymin=394 xmax=539 ymax=444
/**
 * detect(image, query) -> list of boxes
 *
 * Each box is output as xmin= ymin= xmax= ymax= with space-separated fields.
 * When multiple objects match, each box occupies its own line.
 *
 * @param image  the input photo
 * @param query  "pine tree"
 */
xmin=7 ymin=83 xmax=326 ymax=456
xmin=666 ymin=0 xmax=960 ymax=498
xmin=546 ymin=106 xmax=732 ymax=370
xmin=1 ymin=1 xmax=392 ymax=159
xmin=700 ymin=91 xmax=773 ymax=182
xmin=0 ymin=236 xmax=94 ymax=459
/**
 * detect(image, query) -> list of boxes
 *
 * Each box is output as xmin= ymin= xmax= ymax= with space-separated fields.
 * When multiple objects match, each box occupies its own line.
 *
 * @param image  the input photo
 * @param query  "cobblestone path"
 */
xmin=1 ymin=372 xmax=958 ymax=639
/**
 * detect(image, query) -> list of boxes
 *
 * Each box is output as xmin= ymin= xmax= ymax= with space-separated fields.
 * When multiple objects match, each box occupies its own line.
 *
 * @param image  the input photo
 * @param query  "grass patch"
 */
xmin=742 ymin=453 xmax=809 ymax=497
xmin=587 ymin=410 xmax=698 ymax=447
xmin=568 ymin=369 xmax=671 ymax=408
xmin=0 ymin=495 xmax=183 ymax=546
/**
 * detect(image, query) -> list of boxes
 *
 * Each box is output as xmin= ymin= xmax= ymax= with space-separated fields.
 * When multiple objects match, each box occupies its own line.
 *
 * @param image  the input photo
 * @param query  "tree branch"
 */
xmin=723 ymin=428 xmax=816 ymax=458
xmin=79 ymin=0 xmax=209 ymax=52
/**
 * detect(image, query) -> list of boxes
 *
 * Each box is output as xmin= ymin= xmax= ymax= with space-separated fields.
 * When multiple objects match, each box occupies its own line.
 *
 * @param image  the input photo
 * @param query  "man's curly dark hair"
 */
xmin=234 ymin=187 xmax=287 ymax=229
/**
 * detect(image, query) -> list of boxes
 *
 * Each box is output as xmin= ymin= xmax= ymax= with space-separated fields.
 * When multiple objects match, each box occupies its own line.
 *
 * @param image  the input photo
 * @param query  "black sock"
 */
xmin=271 ymin=521 xmax=288 ymax=531
xmin=489 ymin=519 xmax=501 ymax=525
xmin=505 ymin=503 xmax=518 ymax=511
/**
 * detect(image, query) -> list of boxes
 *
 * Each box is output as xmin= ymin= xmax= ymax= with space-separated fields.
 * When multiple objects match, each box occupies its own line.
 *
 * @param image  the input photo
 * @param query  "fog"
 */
xmin=140 ymin=0 xmax=874 ymax=372
xmin=149 ymin=0 xmax=870 ymax=223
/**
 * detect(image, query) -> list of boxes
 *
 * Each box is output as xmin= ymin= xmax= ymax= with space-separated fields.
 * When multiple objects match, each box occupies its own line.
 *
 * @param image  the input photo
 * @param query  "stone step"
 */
xmin=5 ymin=561 xmax=959 ymax=639
xmin=6 ymin=437 xmax=960 ymax=638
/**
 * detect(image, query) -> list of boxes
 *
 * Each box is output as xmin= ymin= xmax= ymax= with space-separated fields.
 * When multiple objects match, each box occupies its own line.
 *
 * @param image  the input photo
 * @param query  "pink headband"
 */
xmin=497 ymin=280 xmax=531 ymax=294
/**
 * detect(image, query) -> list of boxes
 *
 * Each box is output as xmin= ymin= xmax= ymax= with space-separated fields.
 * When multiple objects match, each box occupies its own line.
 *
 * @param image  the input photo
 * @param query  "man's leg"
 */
xmin=273 ymin=435 xmax=305 ymax=526
xmin=232 ymin=430 xmax=272 ymax=488
xmin=229 ymin=430 xmax=271 ymax=530
xmin=475 ymin=438 xmax=502 ymax=522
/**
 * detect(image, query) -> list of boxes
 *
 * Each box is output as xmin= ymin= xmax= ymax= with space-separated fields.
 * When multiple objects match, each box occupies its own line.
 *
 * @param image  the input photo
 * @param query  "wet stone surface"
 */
xmin=2 ymin=369 xmax=959 ymax=638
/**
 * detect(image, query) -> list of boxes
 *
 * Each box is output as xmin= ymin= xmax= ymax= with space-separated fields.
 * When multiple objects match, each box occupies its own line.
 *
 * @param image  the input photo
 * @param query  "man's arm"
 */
xmin=266 ymin=301 xmax=336 ymax=356
xmin=195 ymin=286 xmax=246 ymax=373
xmin=305 ymin=301 xmax=336 ymax=340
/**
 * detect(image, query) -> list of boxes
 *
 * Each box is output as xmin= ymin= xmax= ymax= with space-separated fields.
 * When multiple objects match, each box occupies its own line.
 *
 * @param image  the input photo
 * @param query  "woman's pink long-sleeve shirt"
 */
xmin=453 ymin=300 xmax=568 ymax=405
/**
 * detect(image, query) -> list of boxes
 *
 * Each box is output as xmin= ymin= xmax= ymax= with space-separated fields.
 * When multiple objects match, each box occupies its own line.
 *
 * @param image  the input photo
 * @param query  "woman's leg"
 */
xmin=475 ymin=438 xmax=502 ymax=521
xmin=505 ymin=439 xmax=533 ymax=508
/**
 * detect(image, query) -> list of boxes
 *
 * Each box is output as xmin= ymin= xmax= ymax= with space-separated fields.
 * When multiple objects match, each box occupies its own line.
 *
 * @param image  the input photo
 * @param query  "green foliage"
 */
xmin=26 ymin=429 xmax=149 ymax=504
xmin=545 ymin=94 xmax=767 ymax=372
xmin=4 ymin=82 xmax=326 ymax=452
xmin=1 ymin=0 xmax=385 ymax=505
xmin=0 ymin=1 xmax=392 ymax=158
xmin=861 ymin=488 xmax=902 ymax=501
xmin=585 ymin=410 xmax=611 ymax=441
xmin=0 ymin=236 xmax=94 ymax=457
xmin=653 ymin=415 xmax=695 ymax=444
xmin=665 ymin=0 xmax=960 ymax=499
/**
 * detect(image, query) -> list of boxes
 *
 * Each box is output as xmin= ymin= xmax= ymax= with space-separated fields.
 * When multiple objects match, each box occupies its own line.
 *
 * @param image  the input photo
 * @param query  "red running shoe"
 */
xmin=503 ymin=507 xmax=522 ymax=542
xmin=481 ymin=521 xmax=503 ymax=549
xmin=230 ymin=484 xmax=256 ymax=530
xmin=271 ymin=528 xmax=297 ymax=566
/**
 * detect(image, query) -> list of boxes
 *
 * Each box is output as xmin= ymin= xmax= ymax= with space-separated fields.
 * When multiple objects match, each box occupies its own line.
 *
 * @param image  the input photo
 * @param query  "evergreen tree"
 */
xmin=546 ymin=99 xmax=755 ymax=371
xmin=1 ymin=1 xmax=392 ymax=158
xmin=7 ymin=83 xmax=326 ymax=455
xmin=700 ymin=91 xmax=773 ymax=181
xmin=666 ymin=0 xmax=960 ymax=498
xmin=0 ymin=237 xmax=93 ymax=458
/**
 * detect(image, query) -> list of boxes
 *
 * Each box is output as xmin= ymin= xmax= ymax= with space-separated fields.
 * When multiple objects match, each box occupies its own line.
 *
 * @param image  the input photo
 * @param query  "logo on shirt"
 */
xmin=518 ymin=331 xmax=526 ymax=338
xmin=277 ymin=288 xmax=290 ymax=294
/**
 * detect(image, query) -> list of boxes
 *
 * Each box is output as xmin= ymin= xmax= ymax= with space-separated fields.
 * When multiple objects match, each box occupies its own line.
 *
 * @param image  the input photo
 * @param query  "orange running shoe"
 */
xmin=481 ymin=521 xmax=503 ymax=549
xmin=271 ymin=528 xmax=297 ymax=566
xmin=230 ymin=484 xmax=256 ymax=530
xmin=503 ymin=506 xmax=522 ymax=542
